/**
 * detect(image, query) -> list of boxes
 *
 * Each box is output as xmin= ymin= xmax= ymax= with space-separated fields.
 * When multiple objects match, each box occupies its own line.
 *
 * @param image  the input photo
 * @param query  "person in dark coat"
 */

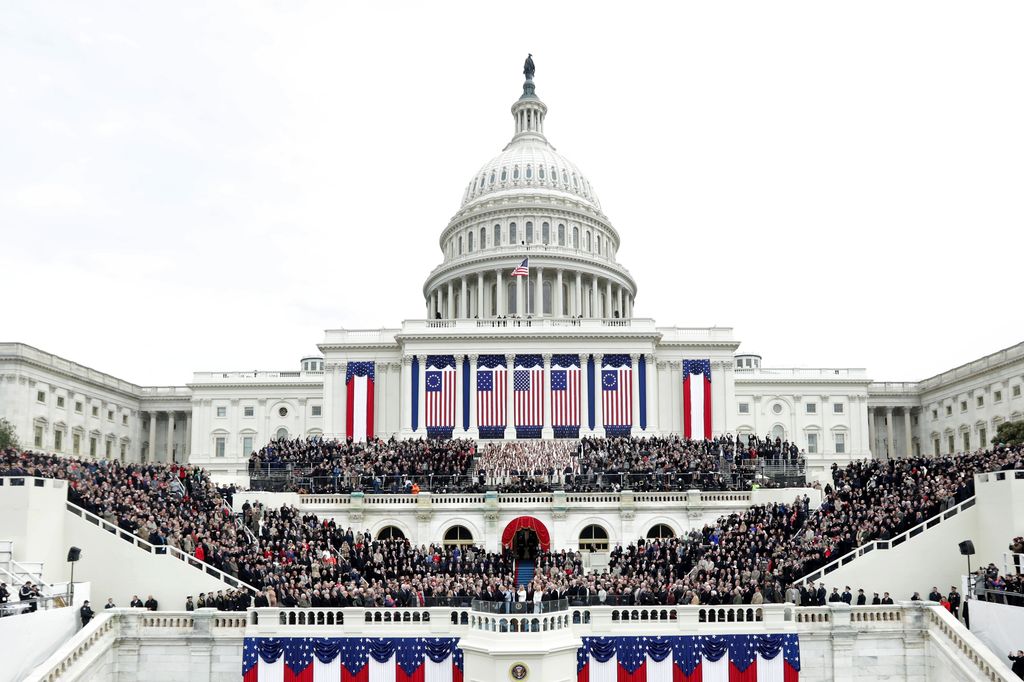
xmin=856 ymin=589 xmax=867 ymax=606
xmin=144 ymin=595 xmax=158 ymax=611
xmin=948 ymin=587 xmax=961 ymax=619
xmin=80 ymin=600 xmax=94 ymax=627
xmin=1008 ymin=650 xmax=1024 ymax=680
xmin=130 ymin=595 xmax=144 ymax=608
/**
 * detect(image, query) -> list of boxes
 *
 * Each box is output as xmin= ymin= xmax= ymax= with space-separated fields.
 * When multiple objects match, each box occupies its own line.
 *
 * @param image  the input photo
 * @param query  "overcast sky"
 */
xmin=2 ymin=2 xmax=1022 ymax=386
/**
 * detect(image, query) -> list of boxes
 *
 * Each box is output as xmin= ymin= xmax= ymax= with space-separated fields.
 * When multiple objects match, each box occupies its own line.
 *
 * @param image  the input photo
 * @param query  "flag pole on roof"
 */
xmin=511 ymin=258 xmax=529 ymax=277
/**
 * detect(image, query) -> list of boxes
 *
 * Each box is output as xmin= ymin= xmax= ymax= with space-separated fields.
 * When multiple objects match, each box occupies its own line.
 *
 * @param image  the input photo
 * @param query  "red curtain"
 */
xmin=501 ymin=516 xmax=551 ymax=551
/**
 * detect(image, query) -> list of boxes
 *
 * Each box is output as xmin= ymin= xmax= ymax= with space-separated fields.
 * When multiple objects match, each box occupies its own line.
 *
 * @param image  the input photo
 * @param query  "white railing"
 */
xmin=403 ymin=317 xmax=659 ymax=334
xmin=799 ymin=495 xmax=977 ymax=583
xmin=65 ymin=501 xmax=259 ymax=593
xmin=23 ymin=612 xmax=119 ymax=682
xmin=925 ymin=604 xmax=1018 ymax=681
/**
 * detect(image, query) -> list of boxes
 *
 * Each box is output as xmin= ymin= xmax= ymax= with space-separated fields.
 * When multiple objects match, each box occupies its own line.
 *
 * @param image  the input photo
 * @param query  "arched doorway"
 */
xmin=501 ymin=517 xmax=550 ymax=560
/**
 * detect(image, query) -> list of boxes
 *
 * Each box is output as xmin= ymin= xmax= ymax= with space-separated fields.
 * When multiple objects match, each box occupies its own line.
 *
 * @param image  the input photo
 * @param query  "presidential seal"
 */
xmin=509 ymin=662 xmax=529 ymax=680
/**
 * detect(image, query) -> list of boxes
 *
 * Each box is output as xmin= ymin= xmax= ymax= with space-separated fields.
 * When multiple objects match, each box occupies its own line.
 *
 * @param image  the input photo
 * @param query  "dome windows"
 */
xmin=509 ymin=222 xmax=517 ymax=244
xmin=480 ymin=226 xmax=487 ymax=248
xmin=467 ymin=231 xmax=474 ymax=252
xmin=525 ymin=221 xmax=534 ymax=244
xmin=489 ymin=171 xmax=496 ymax=185
xmin=525 ymin=165 xmax=533 ymax=179
xmin=513 ymin=166 xmax=520 ymax=181
xmin=539 ymin=167 xmax=545 ymax=180
xmin=542 ymin=222 xmax=550 ymax=244
xmin=596 ymin=234 xmax=601 ymax=254
xmin=558 ymin=224 xmax=565 ymax=246
xmin=572 ymin=173 xmax=578 ymax=188
xmin=585 ymin=231 xmax=592 ymax=251
xmin=561 ymin=169 xmax=568 ymax=184
xmin=500 ymin=168 xmax=508 ymax=182
xmin=494 ymin=224 xmax=502 ymax=246
xmin=550 ymin=166 xmax=557 ymax=182
xmin=573 ymin=226 xmax=579 ymax=248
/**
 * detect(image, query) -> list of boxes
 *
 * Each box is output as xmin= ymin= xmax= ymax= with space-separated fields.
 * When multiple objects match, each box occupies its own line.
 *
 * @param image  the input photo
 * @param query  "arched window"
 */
xmin=596 ymin=234 xmax=601 ymax=254
xmin=646 ymin=524 xmax=675 ymax=540
xmin=507 ymin=285 xmax=517 ymax=315
xmin=509 ymin=223 xmax=517 ymax=244
xmin=513 ymin=166 xmax=520 ymax=181
xmin=458 ymin=236 xmax=463 ymax=255
xmin=550 ymin=166 xmax=557 ymax=181
xmin=480 ymin=227 xmax=487 ymax=248
xmin=572 ymin=173 xmax=578 ymax=188
xmin=525 ymin=222 xmax=533 ymax=244
xmin=542 ymin=222 xmax=550 ymax=244
xmin=525 ymin=165 xmax=533 ymax=179
xmin=526 ymin=279 xmax=535 ymax=315
xmin=467 ymin=232 xmax=474 ymax=252
xmin=489 ymin=171 xmax=495 ymax=185
xmin=558 ymin=224 xmax=565 ymax=245
xmin=444 ymin=525 xmax=474 ymax=548
xmin=377 ymin=526 xmax=405 ymax=540
xmin=585 ymin=231 xmax=592 ymax=251
xmin=495 ymin=224 xmax=502 ymax=246
xmin=770 ymin=425 xmax=786 ymax=441
xmin=500 ymin=167 xmax=508 ymax=182
xmin=539 ymin=166 xmax=545 ymax=180
xmin=579 ymin=524 xmax=609 ymax=551
xmin=573 ymin=226 xmax=579 ymax=248
xmin=543 ymin=281 xmax=552 ymax=315
xmin=275 ymin=427 xmax=289 ymax=440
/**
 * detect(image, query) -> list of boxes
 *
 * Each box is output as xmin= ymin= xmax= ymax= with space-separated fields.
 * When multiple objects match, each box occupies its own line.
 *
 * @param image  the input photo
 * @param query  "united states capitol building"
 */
xmin=2 ymin=64 xmax=1023 ymax=485
xmin=3 ymin=59 xmax=1024 ymax=682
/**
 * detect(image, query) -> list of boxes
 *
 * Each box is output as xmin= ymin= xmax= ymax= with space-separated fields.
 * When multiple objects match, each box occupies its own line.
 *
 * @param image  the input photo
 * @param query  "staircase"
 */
xmin=0 ymin=540 xmax=49 ymax=594
xmin=515 ymin=559 xmax=535 ymax=587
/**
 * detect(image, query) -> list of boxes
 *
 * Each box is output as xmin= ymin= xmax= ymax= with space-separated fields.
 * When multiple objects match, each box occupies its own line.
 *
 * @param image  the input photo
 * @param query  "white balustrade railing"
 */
xmin=65 ymin=501 xmax=259 ymax=593
xmin=799 ymin=495 xmax=977 ymax=583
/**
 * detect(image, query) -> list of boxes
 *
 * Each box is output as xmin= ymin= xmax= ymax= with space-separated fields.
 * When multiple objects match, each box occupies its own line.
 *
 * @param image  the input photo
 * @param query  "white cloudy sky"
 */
xmin=2 ymin=2 xmax=1022 ymax=386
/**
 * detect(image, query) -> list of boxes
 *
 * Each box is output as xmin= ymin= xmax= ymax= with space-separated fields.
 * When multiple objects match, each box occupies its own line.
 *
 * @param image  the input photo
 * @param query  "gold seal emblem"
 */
xmin=509 ymin=662 xmax=529 ymax=680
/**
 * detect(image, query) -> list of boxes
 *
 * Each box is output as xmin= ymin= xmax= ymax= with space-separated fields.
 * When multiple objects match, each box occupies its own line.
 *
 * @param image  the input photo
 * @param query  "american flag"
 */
xmin=243 ymin=636 xmax=464 ymax=682
xmin=425 ymin=355 xmax=456 ymax=434
xmin=476 ymin=355 xmax=507 ymax=433
xmin=683 ymin=358 xmax=713 ymax=440
xmin=601 ymin=354 xmax=633 ymax=431
xmin=551 ymin=353 xmax=580 ymax=432
xmin=511 ymin=258 xmax=529 ymax=277
xmin=514 ymin=356 xmax=544 ymax=429
xmin=576 ymin=634 xmax=801 ymax=681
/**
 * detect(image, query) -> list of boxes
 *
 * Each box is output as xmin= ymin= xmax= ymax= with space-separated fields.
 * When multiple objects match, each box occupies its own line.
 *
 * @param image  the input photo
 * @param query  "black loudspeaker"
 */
xmin=959 ymin=540 xmax=975 ymax=556
xmin=67 ymin=547 xmax=81 ymax=562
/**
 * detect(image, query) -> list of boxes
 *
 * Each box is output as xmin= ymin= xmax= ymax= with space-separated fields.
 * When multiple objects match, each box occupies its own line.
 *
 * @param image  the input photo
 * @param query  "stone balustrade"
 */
xmin=22 ymin=603 xmax=1019 ymax=682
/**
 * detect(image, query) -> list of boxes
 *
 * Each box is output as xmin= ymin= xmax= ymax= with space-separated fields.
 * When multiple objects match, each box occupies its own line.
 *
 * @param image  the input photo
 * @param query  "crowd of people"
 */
xmin=3 ymin=440 xmax=1023 ymax=616
xmin=972 ymin=537 xmax=1024 ymax=607
xmin=249 ymin=434 xmax=805 ymax=495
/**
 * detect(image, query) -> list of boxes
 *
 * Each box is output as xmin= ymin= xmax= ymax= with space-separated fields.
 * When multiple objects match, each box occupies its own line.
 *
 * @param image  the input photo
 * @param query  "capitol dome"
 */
xmin=423 ymin=60 xmax=636 ymax=322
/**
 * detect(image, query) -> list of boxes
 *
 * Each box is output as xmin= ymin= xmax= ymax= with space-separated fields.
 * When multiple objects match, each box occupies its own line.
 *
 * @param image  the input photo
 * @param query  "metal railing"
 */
xmin=0 ymin=591 xmax=71 ymax=617
xmin=65 ymin=501 xmax=259 ymax=594
xmin=471 ymin=598 xmax=568 ymax=614
xmin=799 ymin=495 xmax=977 ymax=583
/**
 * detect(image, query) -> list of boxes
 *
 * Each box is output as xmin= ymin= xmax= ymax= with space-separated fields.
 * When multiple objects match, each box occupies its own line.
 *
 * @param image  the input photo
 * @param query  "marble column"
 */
xmin=495 ymin=269 xmax=504 ymax=316
xmin=467 ymin=355 xmax=479 ymax=438
xmin=903 ymin=408 xmax=914 ymax=458
xmin=477 ymin=272 xmax=485 ymax=318
xmin=460 ymin=277 xmax=468 ymax=319
xmin=617 ymin=287 xmax=624 ymax=318
xmin=447 ymin=281 xmax=455 ymax=319
xmin=574 ymin=272 xmax=582 ymax=317
xmin=400 ymin=356 xmax=412 ymax=435
xmin=542 ymin=353 xmax=553 ymax=439
xmin=555 ymin=269 xmax=563 ymax=318
xmin=416 ymin=357 xmax=426 ymax=434
xmin=594 ymin=353 xmax=605 ymax=437
xmin=338 ymin=363 xmax=348 ymax=439
xmin=534 ymin=265 xmax=544 ymax=317
xmin=505 ymin=354 xmax=516 ymax=438
xmin=148 ymin=412 xmax=156 ymax=464
xmin=605 ymin=280 xmax=612 ymax=318
xmin=885 ymin=407 xmax=894 ymax=459
xmin=591 ymin=277 xmax=599 ymax=318
xmin=166 ymin=412 xmax=175 ymax=463
xmin=184 ymin=413 xmax=192 ymax=459
xmin=515 ymin=272 xmax=523 ymax=316
xmin=867 ymin=407 xmax=876 ymax=458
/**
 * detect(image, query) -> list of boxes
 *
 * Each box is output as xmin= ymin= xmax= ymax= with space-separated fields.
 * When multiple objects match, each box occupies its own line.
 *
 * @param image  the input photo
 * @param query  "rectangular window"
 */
xmin=994 ymin=390 xmax=1002 ymax=403
xmin=91 ymin=406 xmax=99 ymax=417
xmin=542 ymin=223 xmax=550 ymax=244
xmin=948 ymin=435 xmax=955 ymax=454
xmin=979 ymin=427 xmax=987 ymax=447
xmin=932 ymin=409 xmax=938 ymax=420
xmin=833 ymin=403 xmax=844 ymax=414
xmin=312 ymin=405 xmax=322 ymax=417
xmin=913 ymin=416 xmax=919 ymax=426
xmin=105 ymin=440 xmax=112 ymax=457
xmin=242 ymin=436 xmax=253 ymax=455
xmin=89 ymin=437 xmax=97 ymax=457
xmin=36 ymin=390 xmax=46 ymax=403
xmin=216 ymin=406 xmax=227 ymax=418
xmin=244 ymin=406 xmax=254 ymax=417
xmin=976 ymin=396 xmax=984 ymax=408
xmin=73 ymin=433 xmax=81 ymax=455
xmin=1014 ymin=385 xmax=1022 ymax=398
xmin=946 ymin=405 xmax=952 ymax=416
xmin=215 ymin=437 xmax=226 ymax=457
xmin=75 ymin=401 xmax=83 ymax=414
xmin=959 ymin=400 xmax=967 ymax=412
xmin=806 ymin=433 xmax=818 ymax=454
xmin=558 ymin=224 xmax=565 ymax=245
xmin=962 ymin=432 xmax=970 ymax=451
xmin=933 ymin=438 xmax=940 ymax=456
xmin=806 ymin=403 xmax=817 ymax=414
xmin=34 ymin=426 xmax=43 ymax=448
xmin=738 ymin=403 xmax=750 ymax=414
xmin=57 ymin=396 xmax=65 ymax=408
xmin=122 ymin=414 xmax=128 ymax=425
xmin=54 ymin=430 xmax=63 ymax=451
xmin=120 ymin=443 xmax=126 ymax=460
xmin=107 ymin=410 xmax=114 ymax=421
xmin=834 ymin=433 xmax=846 ymax=454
